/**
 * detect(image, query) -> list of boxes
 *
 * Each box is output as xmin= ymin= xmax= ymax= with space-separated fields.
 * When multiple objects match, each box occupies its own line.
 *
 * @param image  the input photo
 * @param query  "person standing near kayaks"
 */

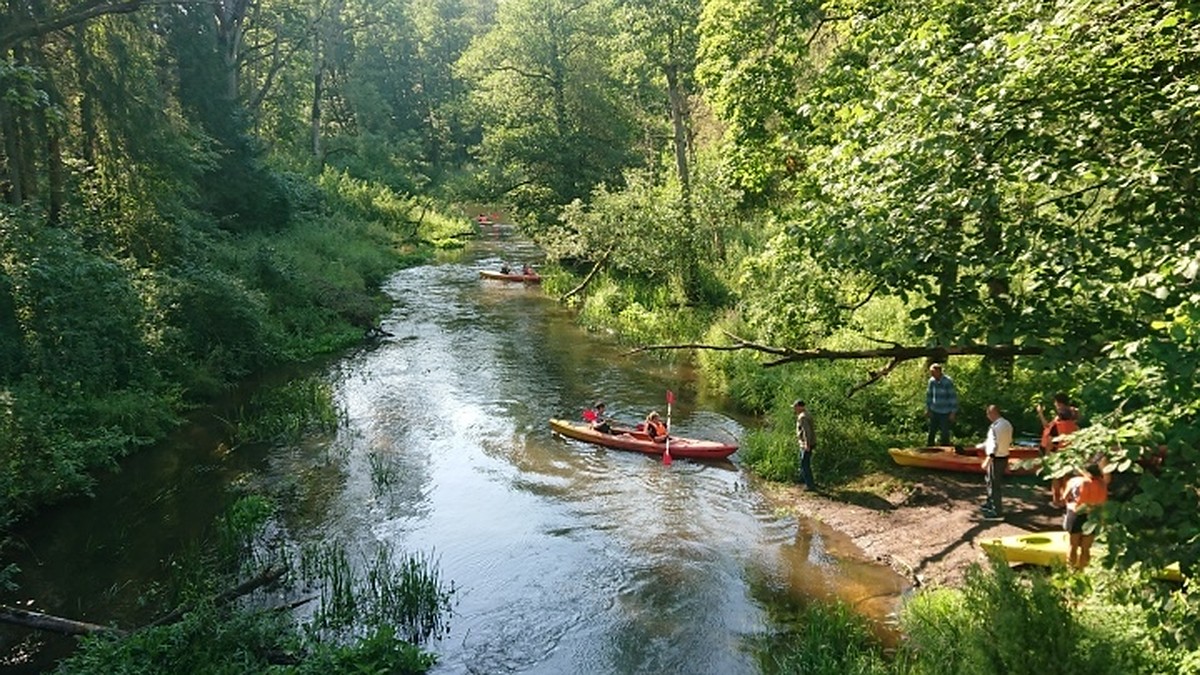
xmin=1063 ymin=463 xmax=1108 ymax=569
xmin=1038 ymin=392 xmax=1081 ymax=507
xmin=979 ymin=404 xmax=1013 ymax=520
xmin=925 ymin=362 xmax=958 ymax=446
xmin=794 ymin=400 xmax=816 ymax=491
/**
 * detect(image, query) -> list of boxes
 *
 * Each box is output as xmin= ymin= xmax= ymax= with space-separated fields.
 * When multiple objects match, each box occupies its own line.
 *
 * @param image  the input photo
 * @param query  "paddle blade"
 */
xmin=582 ymin=409 xmax=597 ymax=422
xmin=666 ymin=390 xmax=675 ymax=405
xmin=663 ymin=445 xmax=672 ymax=466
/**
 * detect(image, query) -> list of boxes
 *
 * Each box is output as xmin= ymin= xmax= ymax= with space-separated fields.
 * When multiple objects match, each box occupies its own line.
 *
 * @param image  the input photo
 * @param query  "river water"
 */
xmin=2 ymin=226 xmax=908 ymax=673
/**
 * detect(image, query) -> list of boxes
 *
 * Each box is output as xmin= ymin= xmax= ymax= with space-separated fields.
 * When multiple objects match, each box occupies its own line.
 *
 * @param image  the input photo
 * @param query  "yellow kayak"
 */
xmin=979 ymin=531 xmax=1182 ymax=582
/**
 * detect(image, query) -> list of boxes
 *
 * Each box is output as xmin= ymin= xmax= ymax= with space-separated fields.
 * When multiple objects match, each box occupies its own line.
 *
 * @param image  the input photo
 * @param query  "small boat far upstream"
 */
xmin=549 ymin=418 xmax=737 ymax=461
xmin=480 ymin=269 xmax=541 ymax=283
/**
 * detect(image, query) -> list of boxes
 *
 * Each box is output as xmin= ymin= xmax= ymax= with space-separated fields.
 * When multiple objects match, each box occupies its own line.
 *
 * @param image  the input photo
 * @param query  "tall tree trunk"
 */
xmin=664 ymin=62 xmax=690 ymax=210
xmin=30 ymin=38 xmax=64 ymax=224
xmin=978 ymin=183 xmax=1012 ymax=379
xmin=214 ymin=0 xmax=250 ymax=103
xmin=931 ymin=214 xmax=963 ymax=347
xmin=44 ymin=110 xmax=64 ymax=225
xmin=73 ymin=28 xmax=97 ymax=169
xmin=310 ymin=47 xmax=323 ymax=166
xmin=12 ymin=46 xmax=38 ymax=207
xmin=0 ymin=98 xmax=22 ymax=205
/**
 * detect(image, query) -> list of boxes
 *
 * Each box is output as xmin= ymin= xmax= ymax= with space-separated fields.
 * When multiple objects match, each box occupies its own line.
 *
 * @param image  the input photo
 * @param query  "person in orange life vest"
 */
xmin=1063 ymin=463 xmax=1109 ymax=569
xmin=585 ymin=401 xmax=613 ymax=434
xmin=644 ymin=411 xmax=668 ymax=443
xmin=1038 ymin=393 xmax=1081 ymax=507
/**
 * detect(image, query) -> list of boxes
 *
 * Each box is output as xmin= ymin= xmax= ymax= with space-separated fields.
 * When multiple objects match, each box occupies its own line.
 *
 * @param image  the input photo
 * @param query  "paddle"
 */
xmin=663 ymin=390 xmax=674 ymax=466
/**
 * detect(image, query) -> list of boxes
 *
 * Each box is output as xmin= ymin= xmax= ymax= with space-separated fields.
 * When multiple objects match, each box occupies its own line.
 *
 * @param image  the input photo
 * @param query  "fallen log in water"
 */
xmin=0 ymin=605 xmax=124 ymax=637
xmin=0 ymin=564 xmax=288 ymax=637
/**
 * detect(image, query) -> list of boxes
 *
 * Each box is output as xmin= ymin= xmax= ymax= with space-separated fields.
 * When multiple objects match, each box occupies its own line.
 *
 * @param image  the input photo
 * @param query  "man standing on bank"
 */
xmin=794 ymin=400 xmax=816 ymax=491
xmin=979 ymin=404 xmax=1013 ymax=520
xmin=925 ymin=362 xmax=958 ymax=446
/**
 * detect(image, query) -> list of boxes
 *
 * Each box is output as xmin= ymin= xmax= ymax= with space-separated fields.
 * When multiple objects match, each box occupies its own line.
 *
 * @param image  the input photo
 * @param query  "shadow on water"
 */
xmin=1 ymin=225 xmax=910 ymax=673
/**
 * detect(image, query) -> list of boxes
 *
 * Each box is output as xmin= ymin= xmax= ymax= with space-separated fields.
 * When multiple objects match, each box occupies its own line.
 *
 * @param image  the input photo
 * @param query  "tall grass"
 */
xmin=57 ymin=498 xmax=452 ymax=674
xmin=749 ymin=599 xmax=891 ymax=675
xmin=300 ymin=542 xmax=455 ymax=646
xmin=228 ymin=376 xmax=341 ymax=446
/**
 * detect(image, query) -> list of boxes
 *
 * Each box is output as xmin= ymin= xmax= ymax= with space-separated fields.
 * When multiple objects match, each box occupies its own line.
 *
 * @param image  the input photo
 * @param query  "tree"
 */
xmin=694 ymin=0 xmax=1200 ymax=578
xmin=457 ymin=0 xmax=642 ymax=225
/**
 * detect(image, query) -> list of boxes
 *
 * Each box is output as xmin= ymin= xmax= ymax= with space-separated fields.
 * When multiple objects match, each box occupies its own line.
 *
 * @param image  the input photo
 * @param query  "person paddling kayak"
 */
xmin=644 ymin=411 xmax=668 ymax=443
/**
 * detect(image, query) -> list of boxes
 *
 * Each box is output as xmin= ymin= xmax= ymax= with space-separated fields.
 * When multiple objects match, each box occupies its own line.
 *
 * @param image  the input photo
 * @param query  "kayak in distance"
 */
xmin=888 ymin=446 xmax=1039 ymax=475
xmin=480 ymin=269 xmax=541 ymax=283
xmin=549 ymin=418 xmax=737 ymax=461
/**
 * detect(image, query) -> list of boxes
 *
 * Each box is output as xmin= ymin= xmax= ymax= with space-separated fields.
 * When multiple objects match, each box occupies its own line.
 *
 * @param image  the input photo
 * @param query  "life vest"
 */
xmin=646 ymin=420 xmax=667 ymax=441
xmin=1069 ymin=476 xmax=1107 ymax=507
xmin=1078 ymin=477 xmax=1107 ymax=506
xmin=1041 ymin=417 xmax=1080 ymax=452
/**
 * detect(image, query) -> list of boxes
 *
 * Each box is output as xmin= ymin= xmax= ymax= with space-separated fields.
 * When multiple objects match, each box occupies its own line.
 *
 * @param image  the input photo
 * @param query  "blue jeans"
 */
xmin=927 ymin=412 xmax=952 ymax=446
xmin=798 ymin=449 xmax=815 ymax=489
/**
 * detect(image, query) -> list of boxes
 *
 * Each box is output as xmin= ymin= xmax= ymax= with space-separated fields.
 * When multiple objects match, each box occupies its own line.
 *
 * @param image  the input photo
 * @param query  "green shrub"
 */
xmin=750 ymin=599 xmax=890 ymax=675
xmin=896 ymin=562 xmax=1187 ymax=675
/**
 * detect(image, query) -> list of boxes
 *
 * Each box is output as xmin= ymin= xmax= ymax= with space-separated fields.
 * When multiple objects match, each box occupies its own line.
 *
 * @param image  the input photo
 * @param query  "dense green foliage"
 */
xmin=4 ymin=0 xmax=1200 ymax=670
xmin=754 ymin=561 xmax=1189 ymax=675
xmin=536 ymin=0 xmax=1198 ymax=640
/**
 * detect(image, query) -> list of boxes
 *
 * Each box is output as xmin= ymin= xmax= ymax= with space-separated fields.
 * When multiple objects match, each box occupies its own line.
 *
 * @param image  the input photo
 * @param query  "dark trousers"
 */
xmin=985 ymin=456 xmax=1008 ymax=513
xmin=798 ymin=449 xmax=815 ymax=489
xmin=927 ymin=412 xmax=952 ymax=446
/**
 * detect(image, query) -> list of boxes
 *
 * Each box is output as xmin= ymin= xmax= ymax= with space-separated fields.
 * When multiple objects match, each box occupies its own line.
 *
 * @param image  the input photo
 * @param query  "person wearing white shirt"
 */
xmin=978 ymin=404 xmax=1013 ymax=519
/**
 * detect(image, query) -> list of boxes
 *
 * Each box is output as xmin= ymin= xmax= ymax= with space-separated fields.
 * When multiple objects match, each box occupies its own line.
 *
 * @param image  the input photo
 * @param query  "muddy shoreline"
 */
xmin=760 ymin=471 xmax=1062 ymax=588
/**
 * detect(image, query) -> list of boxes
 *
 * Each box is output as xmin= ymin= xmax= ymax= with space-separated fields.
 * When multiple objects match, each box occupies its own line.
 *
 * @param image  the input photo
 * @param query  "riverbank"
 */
xmin=759 ymin=471 xmax=1062 ymax=588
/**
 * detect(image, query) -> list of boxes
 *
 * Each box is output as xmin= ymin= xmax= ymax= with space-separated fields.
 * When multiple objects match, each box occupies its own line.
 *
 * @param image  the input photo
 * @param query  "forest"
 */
xmin=2 ymin=0 xmax=1198 ymax=672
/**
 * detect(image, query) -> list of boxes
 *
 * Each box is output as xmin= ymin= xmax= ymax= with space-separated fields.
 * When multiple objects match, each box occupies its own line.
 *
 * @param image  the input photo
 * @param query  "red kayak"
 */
xmin=888 ymin=446 xmax=1039 ymax=475
xmin=480 ymin=270 xmax=541 ymax=283
xmin=549 ymin=418 xmax=737 ymax=460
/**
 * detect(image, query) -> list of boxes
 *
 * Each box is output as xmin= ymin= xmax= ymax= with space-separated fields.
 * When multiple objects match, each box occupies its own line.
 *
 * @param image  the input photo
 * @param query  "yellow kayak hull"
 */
xmin=980 ymin=531 xmax=1182 ymax=582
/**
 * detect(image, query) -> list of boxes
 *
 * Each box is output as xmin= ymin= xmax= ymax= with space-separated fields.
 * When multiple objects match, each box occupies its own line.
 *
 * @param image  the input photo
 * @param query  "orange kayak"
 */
xmin=888 ymin=446 xmax=1039 ymax=475
xmin=549 ymin=419 xmax=737 ymax=460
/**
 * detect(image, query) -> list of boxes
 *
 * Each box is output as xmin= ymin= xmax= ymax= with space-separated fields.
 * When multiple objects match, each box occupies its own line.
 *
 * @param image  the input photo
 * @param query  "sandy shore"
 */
xmin=759 ymin=470 xmax=1062 ymax=588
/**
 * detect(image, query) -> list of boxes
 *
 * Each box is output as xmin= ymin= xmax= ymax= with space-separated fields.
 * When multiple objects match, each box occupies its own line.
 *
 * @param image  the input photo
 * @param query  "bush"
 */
xmin=896 ymin=562 xmax=1186 ymax=675
xmin=750 ymin=599 xmax=890 ymax=675
xmin=55 ymin=498 xmax=449 ymax=675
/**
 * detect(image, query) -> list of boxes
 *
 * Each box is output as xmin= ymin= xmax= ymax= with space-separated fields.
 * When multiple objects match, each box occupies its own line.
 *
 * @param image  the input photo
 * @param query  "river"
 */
xmin=1 ymin=226 xmax=908 ymax=673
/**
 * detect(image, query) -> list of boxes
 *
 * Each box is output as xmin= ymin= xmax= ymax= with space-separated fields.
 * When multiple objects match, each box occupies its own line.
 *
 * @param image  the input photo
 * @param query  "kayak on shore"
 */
xmin=980 ymin=531 xmax=1183 ymax=582
xmin=888 ymin=446 xmax=1039 ymax=475
xmin=549 ymin=418 xmax=737 ymax=461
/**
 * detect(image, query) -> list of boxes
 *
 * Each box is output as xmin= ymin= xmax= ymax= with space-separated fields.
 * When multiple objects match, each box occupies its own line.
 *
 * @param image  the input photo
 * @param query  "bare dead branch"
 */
xmin=837 ymin=285 xmax=879 ymax=312
xmin=0 ymin=604 xmax=124 ymax=637
xmin=559 ymin=247 xmax=612 ymax=302
xmin=143 ymin=564 xmax=288 ymax=630
xmin=628 ymin=336 xmax=1044 ymax=393
xmin=846 ymin=356 xmax=903 ymax=397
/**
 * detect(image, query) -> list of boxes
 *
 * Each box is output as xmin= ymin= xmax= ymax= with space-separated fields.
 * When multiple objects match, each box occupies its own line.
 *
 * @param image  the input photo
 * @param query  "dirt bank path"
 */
xmin=760 ymin=471 xmax=1062 ymax=588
